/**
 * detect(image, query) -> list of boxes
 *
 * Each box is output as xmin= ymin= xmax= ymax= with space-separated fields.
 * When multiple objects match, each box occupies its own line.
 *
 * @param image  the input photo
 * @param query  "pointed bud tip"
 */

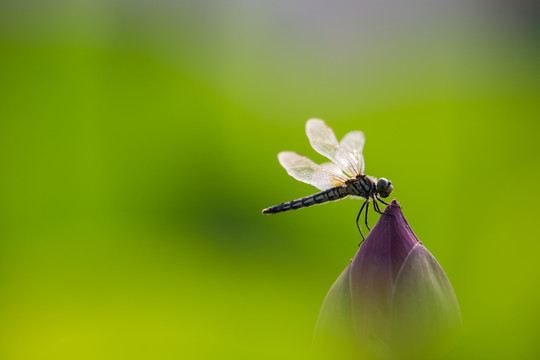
xmin=363 ymin=198 xmax=417 ymax=249
xmin=384 ymin=199 xmax=401 ymax=214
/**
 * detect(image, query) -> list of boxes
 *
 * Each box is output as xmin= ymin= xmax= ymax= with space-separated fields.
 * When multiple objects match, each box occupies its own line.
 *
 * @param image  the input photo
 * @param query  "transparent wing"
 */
xmin=305 ymin=119 xmax=361 ymax=177
xmin=319 ymin=162 xmax=343 ymax=177
xmin=340 ymin=130 xmax=365 ymax=175
xmin=278 ymin=151 xmax=349 ymax=191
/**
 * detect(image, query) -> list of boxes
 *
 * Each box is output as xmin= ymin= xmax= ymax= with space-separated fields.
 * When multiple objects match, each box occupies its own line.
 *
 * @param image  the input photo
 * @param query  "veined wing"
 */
xmin=340 ymin=130 xmax=365 ymax=175
xmin=278 ymin=151 xmax=349 ymax=191
xmin=305 ymin=119 xmax=361 ymax=177
xmin=319 ymin=161 xmax=344 ymax=177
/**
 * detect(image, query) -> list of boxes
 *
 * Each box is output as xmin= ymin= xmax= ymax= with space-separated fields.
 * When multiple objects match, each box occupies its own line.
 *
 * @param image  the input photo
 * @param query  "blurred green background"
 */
xmin=0 ymin=1 xmax=539 ymax=359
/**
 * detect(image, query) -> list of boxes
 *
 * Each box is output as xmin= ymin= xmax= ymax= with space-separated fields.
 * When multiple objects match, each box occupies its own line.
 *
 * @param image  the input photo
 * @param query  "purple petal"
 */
xmin=313 ymin=266 xmax=358 ymax=356
xmin=349 ymin=200 xmax=418 ymax=344
xmin=390 ymin=243 xmax=461 ymax=356
xmin=314 ymin=200 xmax=461 ymax=358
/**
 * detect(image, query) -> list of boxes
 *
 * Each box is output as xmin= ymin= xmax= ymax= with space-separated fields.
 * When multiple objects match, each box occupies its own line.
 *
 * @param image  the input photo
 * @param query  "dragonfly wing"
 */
xmin=278 ymin=151 xmax=348 ymax=191
xmin=340 ymin=130 xmax=365 ymax=175
xmin=305 ymin=119 xmax=361 ymax=177
xmin=319 ymin=162 xmax=349 ymax=187
xmin=319 ymin=161 xmax=342 ymax=176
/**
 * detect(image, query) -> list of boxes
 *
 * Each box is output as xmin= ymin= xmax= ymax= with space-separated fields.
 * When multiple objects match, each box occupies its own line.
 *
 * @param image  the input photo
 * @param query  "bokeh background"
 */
xmin=1 ymin=0 xmax=539 ymax=359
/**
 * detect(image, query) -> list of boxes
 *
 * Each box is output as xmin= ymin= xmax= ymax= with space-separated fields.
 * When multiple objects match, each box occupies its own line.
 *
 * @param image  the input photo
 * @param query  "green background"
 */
xmin=1 ymin=1 xmax=539 ymax=359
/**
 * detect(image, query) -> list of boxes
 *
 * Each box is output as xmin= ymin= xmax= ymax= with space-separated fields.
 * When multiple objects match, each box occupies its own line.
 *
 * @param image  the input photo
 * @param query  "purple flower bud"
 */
xmin=314 ymin=200 xmax=461 ymax=359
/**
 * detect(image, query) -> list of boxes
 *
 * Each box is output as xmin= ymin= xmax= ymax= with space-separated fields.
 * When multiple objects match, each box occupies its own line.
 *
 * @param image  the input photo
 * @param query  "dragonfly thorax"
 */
xmin=345 ymin=176 xmax=393 ymax=199
xmin=346 ymin=175 xmax=378 ymax=198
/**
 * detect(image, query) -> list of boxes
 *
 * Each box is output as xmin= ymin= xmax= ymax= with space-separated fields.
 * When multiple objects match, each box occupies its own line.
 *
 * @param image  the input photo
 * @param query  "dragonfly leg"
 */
xmin=376 ymin=196 xmax=393 ymax=216
xmin=376 ymin=196 xmax=390 ymax=206
xmin=356 ymin=200 xmax=368 ymax=244
xmin=373 ymin=198 xmax=391 ymax=216
xmin=365 ymin=201 xmax=371 ymax=232
xmin=372 ymin=199 xmax=381 ymax=213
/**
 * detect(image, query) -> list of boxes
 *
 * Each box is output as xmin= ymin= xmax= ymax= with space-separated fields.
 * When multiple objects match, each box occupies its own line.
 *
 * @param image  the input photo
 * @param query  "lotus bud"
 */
xmin=314 ymin=200 xmax=461 ymax=359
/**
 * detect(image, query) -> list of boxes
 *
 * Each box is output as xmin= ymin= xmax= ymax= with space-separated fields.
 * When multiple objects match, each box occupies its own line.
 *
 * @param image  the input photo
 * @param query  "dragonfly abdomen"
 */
xmin=262 ymin=186 xmax=348 ymax=214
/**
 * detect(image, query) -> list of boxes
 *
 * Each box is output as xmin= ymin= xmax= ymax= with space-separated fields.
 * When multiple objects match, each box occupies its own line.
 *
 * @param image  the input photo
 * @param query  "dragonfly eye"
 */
xmin=377 ymin=178 xmax=394 ymax=198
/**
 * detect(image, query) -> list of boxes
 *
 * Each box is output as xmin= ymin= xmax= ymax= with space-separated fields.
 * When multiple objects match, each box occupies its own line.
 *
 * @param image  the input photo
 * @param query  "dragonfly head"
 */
xmin=376 ymin=178 xmax=393 ymax=198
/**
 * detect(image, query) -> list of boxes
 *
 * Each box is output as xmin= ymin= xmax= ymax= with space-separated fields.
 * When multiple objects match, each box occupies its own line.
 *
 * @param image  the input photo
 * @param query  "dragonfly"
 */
xmin=262 ymin=119 xmax=393 ymax=240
